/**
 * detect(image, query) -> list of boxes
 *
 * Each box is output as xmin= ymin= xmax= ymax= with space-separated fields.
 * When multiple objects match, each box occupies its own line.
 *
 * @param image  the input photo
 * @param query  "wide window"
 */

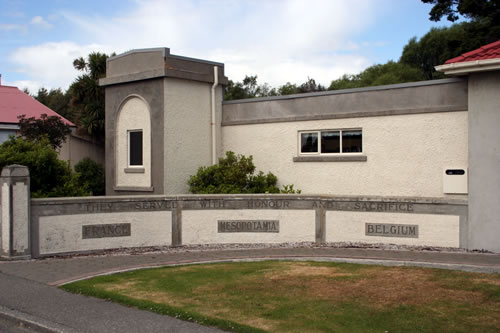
xmin=299 ymin=129 xmax=362 ymax=154
xmin=128 ymin=130 xmax=143 ymax=166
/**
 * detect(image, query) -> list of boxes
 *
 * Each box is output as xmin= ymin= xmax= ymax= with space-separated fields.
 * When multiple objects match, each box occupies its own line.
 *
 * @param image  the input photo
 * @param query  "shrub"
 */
xmin=17 ymin=114 xmax=71 ymax=149
xmin=0 ymin=136 xmax=90 ymax=197
xmin=74 ymin=158 xmax=105 ymax=196
xmin=188 ymin=151 xmax=280 ymax=194
xmin=188 ymin=151 xmax=300 ymax=194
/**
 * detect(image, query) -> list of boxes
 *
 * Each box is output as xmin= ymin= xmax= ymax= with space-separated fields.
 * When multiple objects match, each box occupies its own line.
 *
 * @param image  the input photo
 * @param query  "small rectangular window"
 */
xmin=129 ymin=130 xmax=143 ymax=166
xmin=342 ymin=130 xmax=362 ymax=153
xmin=321 ymin=131 xmax=340 ymax=153
xmin=300 ymin=132 xmax=318 ymax=153
xmin=299 ymin=129 xmax=362 ymax=155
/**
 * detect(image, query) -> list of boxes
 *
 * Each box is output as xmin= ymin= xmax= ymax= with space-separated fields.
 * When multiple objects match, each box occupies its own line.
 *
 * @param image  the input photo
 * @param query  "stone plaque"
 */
xmin=82 ymin=223 xmax=131 ymax=239
xmin=365 ymin=223 xmax=418 ymax=238
xmin=218 ymin=220 xmax=279 ymax=233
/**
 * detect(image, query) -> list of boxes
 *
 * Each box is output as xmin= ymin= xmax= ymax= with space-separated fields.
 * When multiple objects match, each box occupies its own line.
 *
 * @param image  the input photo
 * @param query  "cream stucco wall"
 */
xmin=222 ymin=111 xmax=468 ymax=197
xmin=326 ymin=211 xmax=459 ymax=247
xmin=39 ymin=211 xmax=171 ymax=255
xmin=163 ymin=78 xmax=223 ymax=194
xmin=182 ymin=210 xmax=315 ymax=245
xmin=116 ymin=96 xmax=151 ymax=187
xmin=1 ymin=184 xmax=8 ymax=254
xmin=13 ymin=183 xmax=29 ymax=253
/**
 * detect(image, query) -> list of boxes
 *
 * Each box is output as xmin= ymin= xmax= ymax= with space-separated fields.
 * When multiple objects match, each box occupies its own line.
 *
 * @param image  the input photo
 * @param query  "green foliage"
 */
xmin=188 ymin=151 xmax=280 ymax=194
xmin=17 ymin=113 xmax=72 ymax=149
xmin=422 ymin=0 xmax=500 ymax=24
xmin=0 ymin=137 xmax=90 ymax=197
xmin=74 ymin=158 xmax=105 ymax=196
xmin=69 ymin=52 xmax=112 ymax=141
xmin=400 ymin=21 xmax=500 ymax=80
xmin=329 ymin=61 xmax=426 ymax=90
xmin=224 ymin=76 xmax=326 ymax=101
xmin=280 ymin=184 xmax=302 ymax=194
xmin=34 ymin=87 xmax=73 ymax=122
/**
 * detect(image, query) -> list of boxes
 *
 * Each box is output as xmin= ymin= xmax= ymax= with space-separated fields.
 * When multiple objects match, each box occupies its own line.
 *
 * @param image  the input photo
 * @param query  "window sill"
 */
xmin=293 ymin=155 xmax=367 ymax=162
xmin=124 ymin=167 xmax=145 ymax=173
xmin=113 ymin=186 xmax=154 ymax=192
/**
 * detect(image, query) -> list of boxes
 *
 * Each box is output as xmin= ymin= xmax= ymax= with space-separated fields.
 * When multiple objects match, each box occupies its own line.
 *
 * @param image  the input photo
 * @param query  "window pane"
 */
xmin=342 ymin=130 xmax=362 ymax=153
xmin=301 ymin=132 xmax=318 ymax=153
xmin=321 ymin=131 xmax=340 ymax=153
xmin=129 ymin=131 xmax=143 ymax=165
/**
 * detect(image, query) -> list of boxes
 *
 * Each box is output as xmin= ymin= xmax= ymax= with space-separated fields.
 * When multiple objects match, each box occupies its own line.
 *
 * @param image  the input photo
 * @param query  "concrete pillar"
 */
xmin=468 ymin=71 xmax=500 ymax=253
xmin=0 ymin=165 xmax=31 ymax=259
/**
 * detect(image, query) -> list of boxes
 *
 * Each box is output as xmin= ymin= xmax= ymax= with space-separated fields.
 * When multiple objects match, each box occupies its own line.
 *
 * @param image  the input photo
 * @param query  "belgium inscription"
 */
xmin=365 ymin=223 xmax=418 ymax=238
xmin=218 ymin=220 xmax=279 ymax=233
xmin=82 ymin=223 xmax=131 ymax=239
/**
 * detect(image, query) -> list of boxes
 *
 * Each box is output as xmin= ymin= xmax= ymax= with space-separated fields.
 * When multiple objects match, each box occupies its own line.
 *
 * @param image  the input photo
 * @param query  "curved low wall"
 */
xmin=29 ymin=194 xmax=468 ymax=258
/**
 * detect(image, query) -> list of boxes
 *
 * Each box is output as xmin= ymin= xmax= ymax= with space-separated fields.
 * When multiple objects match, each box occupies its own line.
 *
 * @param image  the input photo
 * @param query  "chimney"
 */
xmin=0 ymin=74 xmax=2 ymax=86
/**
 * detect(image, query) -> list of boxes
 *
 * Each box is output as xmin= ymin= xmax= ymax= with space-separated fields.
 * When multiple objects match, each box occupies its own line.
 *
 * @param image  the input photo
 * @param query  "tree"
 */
xmin=329 ymin=61 xmax=426 ymax=90
xmin=34 ymin=88 xmax=72 ymax=122
xmin=17 ymin=114 xmax=71 ymax=149
xmin=400 ymin=21 xmax=499 ymax=79
xmin=69 ymin=52 xmax=111 ymax=140
xmin=0 ymin=137 xmax=89 ymax=197
xmin=422 ymin=0 xmax=500 ymax=24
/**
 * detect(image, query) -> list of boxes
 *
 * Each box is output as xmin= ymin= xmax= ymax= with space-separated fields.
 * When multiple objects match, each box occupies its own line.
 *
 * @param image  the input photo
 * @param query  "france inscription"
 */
xmin=82 ymin=223 xmax=131 ymax=239
xmin=218 ymin=220 xmax=279 ymax=233
xmin=365 ymin=223 xmax=418 ymax=238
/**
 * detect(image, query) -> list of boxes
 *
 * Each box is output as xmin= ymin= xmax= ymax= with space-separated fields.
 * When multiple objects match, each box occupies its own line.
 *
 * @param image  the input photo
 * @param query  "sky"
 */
xmin=0 ymin=0 xmax=455 ymax=93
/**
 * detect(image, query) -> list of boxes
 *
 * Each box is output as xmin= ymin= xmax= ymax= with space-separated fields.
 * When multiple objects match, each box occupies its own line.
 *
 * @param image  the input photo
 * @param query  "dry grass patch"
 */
xmin=62 ymin=261 xmax=500 ymax=333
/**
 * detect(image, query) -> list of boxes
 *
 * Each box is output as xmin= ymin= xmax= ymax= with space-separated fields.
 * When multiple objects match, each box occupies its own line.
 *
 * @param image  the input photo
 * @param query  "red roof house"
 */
xmin=0 ymin=85 xmax=73 ymax=126
xmin=435 ymin=40 xmax=500 ymax=75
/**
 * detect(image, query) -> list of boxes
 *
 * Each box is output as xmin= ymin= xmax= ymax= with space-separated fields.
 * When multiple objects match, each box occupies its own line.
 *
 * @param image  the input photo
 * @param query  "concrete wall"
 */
xmin=102 ymin=48 xmax=227 ymax=196
xmin=24 ymin=194 xmax=468 ymax=258
xmin=0 ymin=128 xmax=17 ymax=145
xmin=164 ymin=78 xmax=223 ymax=194
xmin=222 ymin=79 xmax=467 ymax=125
xmin=105 ymin=79 xmax=165 ymax=195
xmin=467 ymin=71 xmax=500 ymax=252
xmin=223 ymin=111 xmax=468 ymax=197
xmin=58 ymin=133 xmax=105 ymax=168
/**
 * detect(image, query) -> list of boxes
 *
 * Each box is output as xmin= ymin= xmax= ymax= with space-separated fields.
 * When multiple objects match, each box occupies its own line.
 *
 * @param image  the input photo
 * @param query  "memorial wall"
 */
xmin=24 ymin=194 xmax=466 ymax=258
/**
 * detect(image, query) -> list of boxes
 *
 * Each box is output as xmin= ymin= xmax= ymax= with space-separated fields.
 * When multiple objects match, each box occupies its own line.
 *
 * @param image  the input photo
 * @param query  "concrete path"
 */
xmin=0 ymin=247 xmax=499 ymax=333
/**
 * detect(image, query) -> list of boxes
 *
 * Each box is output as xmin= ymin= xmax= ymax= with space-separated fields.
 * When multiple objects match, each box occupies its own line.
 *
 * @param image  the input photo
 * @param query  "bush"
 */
xmin=74 ymin=158 xmax=105 ymax=196
xmin=188 ymin=151 xmax=300 ymax=194
xmin=0 ymin=136 xmax=90 ymax=197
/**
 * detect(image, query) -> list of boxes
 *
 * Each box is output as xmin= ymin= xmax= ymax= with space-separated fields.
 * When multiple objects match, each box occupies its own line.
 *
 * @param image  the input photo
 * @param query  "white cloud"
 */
xmin=61 ymin=0 xmax=379 ymax=86
xmin=8 ymin=41 xmax=114 ymax=90
xmin=30 ymin=16 xmax=52 ymax=29
xmin=0 ymin=23 xmax=26 ymax=32
xmin=9 ymin=0 xmax=384 ymax=89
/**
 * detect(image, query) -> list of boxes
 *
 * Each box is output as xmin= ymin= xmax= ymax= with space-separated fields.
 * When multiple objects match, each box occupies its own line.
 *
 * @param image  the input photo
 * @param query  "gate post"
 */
xmin=0 ymin=165 xmax=31 ymax=259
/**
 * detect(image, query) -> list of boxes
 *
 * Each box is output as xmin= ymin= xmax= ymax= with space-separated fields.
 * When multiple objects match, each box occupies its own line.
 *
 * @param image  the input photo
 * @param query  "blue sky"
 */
xmin=0 ymin=0 xmax=455 ymax=92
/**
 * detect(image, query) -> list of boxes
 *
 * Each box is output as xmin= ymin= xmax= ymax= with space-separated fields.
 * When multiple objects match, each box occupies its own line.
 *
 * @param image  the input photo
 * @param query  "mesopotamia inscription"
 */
xmin=218 ymin=220 xmax=279 ymax=233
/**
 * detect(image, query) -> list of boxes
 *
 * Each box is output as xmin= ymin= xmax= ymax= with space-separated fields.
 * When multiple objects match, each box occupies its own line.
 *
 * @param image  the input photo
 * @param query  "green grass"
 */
xmin=61 ymin=261 xmax=500 ymax=332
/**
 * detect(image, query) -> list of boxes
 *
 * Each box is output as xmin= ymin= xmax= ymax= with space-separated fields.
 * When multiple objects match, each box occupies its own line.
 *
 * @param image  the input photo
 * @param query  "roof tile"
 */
xmin=0 ymin=85 xmax=73 ymax=125
xmin=445 ymin=40 xmax=500 ymax=64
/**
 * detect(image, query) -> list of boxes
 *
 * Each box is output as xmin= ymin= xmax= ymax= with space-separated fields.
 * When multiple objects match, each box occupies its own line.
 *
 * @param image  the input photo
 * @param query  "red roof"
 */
xmin=0 ymin=85 xmax=74 ymax=126
xmin=445 ymin=40 xmax=500 ymax=64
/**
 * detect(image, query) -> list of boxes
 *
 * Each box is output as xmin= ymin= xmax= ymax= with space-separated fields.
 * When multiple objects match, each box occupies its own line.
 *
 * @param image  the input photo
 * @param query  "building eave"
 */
xmin=435 ymin=58 xmax=500 ymax=75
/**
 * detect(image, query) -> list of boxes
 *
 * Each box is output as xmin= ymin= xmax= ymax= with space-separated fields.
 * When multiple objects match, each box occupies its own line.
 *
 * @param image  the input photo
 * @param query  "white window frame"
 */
xmin=298 ymin=128 xmax=363 ymax=155
xmin=128 ymin=129 xmax=144 ymax=167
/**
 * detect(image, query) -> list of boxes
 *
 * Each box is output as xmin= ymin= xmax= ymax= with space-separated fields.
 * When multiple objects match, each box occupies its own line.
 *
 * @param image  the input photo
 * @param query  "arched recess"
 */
xmin=115 ymin=95 xmax=152 ymax=189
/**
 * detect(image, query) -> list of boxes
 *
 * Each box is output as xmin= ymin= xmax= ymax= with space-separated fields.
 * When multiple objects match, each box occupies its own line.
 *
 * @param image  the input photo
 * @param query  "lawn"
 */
xmin=61 ymin=261 xmax=500 ymax=333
